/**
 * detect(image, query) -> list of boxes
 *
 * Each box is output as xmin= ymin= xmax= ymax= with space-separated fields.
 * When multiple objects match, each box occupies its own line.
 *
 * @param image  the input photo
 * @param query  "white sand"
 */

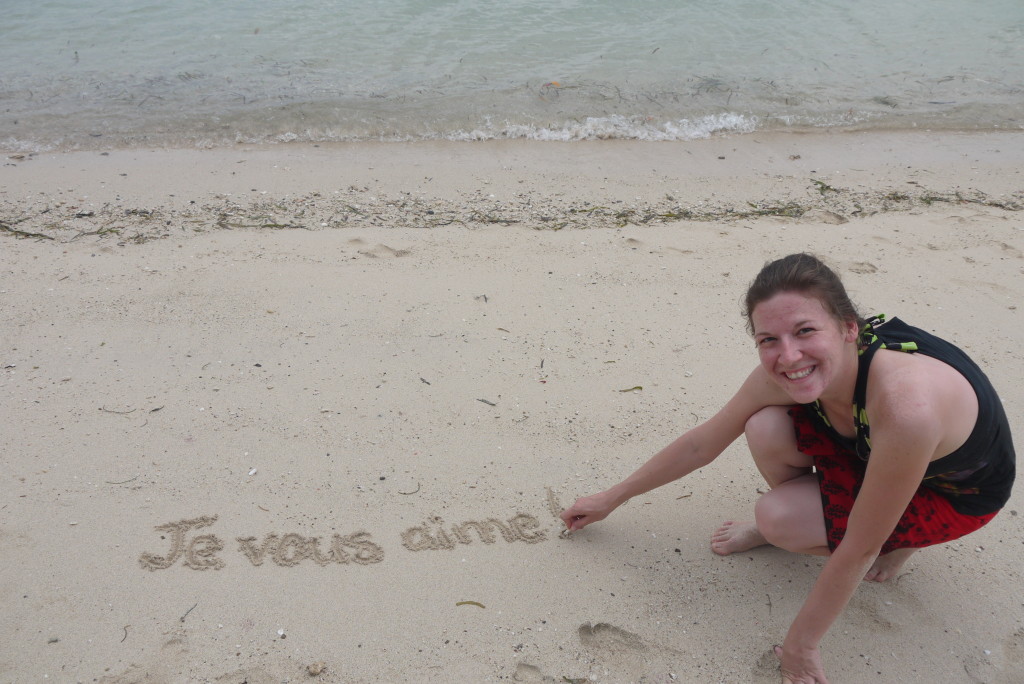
xmin=1 ymin=131 xmax=1022 ymax=683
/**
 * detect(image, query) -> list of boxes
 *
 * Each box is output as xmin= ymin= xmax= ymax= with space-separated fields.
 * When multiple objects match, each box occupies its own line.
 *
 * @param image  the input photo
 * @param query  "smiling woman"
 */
xmin=748 ymin=291 xmax=859 ymax=407
xmin=560 ymin=253 xmax=1016 ymax=684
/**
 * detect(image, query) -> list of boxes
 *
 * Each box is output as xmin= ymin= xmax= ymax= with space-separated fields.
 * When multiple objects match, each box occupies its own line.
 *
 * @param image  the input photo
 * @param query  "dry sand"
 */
xmin=1 ymin=131 xmax=1022 ymax=683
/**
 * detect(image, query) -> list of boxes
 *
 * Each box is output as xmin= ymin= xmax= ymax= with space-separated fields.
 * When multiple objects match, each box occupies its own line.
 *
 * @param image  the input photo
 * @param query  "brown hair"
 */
xmin=743 ymin=253 xmax=863 ymax=334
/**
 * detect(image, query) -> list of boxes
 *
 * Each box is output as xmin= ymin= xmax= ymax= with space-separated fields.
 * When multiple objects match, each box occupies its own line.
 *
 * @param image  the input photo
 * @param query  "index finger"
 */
xmin=561 ymin=513 xmax=585 ymax=530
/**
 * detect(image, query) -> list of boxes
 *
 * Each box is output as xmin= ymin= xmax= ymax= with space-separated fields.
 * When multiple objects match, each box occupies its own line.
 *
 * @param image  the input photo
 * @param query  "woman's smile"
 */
xmin=751 ymin=291 xmax=858 ymax=404
xmin=784 ymin=365 xmax=815 ymax=381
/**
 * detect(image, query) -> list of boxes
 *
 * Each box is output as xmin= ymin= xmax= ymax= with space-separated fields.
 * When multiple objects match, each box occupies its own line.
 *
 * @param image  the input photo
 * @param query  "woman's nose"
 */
xmin=778 ymin=338 xmax=801 ymax=364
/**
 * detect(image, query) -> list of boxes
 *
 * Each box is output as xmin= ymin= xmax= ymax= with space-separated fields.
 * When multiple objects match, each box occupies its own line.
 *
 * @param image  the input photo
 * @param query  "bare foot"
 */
xmin=711 ymin=520 xmax=768 ymax=556
xmin=864 ymin=548 xmax=917 ymax=582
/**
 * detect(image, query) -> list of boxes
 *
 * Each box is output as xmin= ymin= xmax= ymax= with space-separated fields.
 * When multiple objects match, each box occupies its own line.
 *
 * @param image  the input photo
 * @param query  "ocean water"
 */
xmin=1 ymin=0 xmax=1022 ymax=151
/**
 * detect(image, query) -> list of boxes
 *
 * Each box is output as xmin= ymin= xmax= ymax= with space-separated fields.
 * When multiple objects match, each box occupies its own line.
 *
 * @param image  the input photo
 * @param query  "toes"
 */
xmin=863 ymin=566 xmax=886 ymax=582
xmin=711 ymin=520 xmax=738 ymax=537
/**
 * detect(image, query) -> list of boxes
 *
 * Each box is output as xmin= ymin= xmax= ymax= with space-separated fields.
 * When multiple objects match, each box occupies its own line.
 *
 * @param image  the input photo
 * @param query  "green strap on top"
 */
xmin=858 ymin=314 xmax=918 ymax=355
xmin=812 ymin=314 xmax=918 ymax=460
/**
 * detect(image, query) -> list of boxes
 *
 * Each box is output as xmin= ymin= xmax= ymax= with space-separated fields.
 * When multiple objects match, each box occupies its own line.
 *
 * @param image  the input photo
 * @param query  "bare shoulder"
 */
xmin=868 ymin=349 xmax=972 ymax=402
xmin=866 ymin=350 xmax=978 ymax=457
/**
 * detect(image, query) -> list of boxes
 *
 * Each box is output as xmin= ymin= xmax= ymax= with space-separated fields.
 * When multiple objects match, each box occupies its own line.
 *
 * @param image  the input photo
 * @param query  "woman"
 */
xmin=560 ymin=253 xmax=1015 ymax=684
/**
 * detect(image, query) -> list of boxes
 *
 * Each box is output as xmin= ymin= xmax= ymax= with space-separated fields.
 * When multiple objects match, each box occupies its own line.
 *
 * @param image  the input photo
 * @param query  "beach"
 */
xmin=2 ymin=131 xmax=1023 ymax=683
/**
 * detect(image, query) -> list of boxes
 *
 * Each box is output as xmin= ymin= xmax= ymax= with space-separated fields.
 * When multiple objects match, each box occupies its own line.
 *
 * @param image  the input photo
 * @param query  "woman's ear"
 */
xmin=843 ymin=319 xmax=860 ymax=343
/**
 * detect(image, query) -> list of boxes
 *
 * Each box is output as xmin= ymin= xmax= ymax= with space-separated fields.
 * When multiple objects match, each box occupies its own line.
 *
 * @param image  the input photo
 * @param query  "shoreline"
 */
xmin=1 ymin=128 xmax=1022 ymax=683
xmin=3 ymin=114 xmax=1023 ymax=155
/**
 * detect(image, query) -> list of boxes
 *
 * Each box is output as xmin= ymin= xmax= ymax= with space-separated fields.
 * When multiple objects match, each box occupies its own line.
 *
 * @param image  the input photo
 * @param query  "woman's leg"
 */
xmin=713 ymin=406 xmax=923 ymax=580
xmin=712 ymin=474 xmax=830 ymax=555
xmin=714 ymin=476 xmax=915 ymax=578
xmin=746 ymin=405 xmax=814 ymax=487
xmin=753 ymin=474 xmax=830 ymax=555
xmin=712 ymin=407 xmax=826 ymax=555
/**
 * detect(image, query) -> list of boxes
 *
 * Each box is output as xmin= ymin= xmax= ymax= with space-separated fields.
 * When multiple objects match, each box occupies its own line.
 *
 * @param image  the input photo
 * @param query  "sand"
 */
xmin=1 ymin=131 xmax=1022 ymax=683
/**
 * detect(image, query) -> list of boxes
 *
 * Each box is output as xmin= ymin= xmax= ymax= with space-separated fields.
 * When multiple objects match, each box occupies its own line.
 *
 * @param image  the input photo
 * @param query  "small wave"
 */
xmin=448 ymin=113 xmax=759 ymax=142
xmin=5 ymin=107 xmax=1021 ymax=153
xmin=0 ymin=137 xmax=56 ymax=154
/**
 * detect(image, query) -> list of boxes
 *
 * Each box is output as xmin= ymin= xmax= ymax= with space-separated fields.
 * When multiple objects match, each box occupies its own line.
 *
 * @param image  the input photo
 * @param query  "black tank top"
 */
xmin=808 ymin=316 xmax=1015 ymax=515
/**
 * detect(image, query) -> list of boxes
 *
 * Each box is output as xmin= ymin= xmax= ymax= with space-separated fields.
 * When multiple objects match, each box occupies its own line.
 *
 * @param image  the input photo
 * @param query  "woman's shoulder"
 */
xmin=867 ymin=349 xmax=968 ymax=401
xmin=865 ymin=349 xmax=978 ymax=456
xmin=868 ymin=317 xmax=973 ymax=392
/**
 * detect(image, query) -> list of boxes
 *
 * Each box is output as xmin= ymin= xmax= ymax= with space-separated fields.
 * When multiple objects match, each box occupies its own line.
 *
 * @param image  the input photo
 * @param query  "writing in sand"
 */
xmin=138 ymin=511 xmax=550 ymax=571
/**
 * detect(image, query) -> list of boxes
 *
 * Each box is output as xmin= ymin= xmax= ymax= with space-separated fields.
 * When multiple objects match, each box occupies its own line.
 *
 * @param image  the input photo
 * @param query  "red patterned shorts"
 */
xmin=789 ymin=405 xmax=998 ymax=555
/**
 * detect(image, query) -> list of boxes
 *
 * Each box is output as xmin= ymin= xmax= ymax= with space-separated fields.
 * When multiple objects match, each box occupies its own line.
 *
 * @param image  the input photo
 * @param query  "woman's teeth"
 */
xmin=786 ymin=367 xmax=814 ymax=380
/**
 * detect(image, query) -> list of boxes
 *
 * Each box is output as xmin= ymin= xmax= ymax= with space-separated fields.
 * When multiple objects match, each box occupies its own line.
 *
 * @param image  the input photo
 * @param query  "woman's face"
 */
xmin=750 ymin=291 xmax=859 ymax=404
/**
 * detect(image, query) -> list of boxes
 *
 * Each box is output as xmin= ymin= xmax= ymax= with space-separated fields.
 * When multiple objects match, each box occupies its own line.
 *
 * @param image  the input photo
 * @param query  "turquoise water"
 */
xmin=2 ymin=0 xmax=1022 ymax=150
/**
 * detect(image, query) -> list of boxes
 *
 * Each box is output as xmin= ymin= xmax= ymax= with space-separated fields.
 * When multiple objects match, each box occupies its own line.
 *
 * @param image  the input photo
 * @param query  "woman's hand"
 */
xmin=559 ymin=490 xmax=621 ymax=531
xmin=774 ymin=643 xmax=829 ymax=684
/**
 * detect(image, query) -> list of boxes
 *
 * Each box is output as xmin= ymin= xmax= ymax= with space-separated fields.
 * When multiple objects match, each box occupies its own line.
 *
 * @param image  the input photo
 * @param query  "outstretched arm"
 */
xmin=560 ymin=366 xmax=785 ymax=530
xmin=558 ymin=424 xmax=724 ymax=531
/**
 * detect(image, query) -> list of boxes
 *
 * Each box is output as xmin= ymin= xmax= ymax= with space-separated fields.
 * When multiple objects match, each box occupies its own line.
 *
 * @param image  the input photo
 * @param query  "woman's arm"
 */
xmin=778 ymin=368 xmax=942 ymax=681
xmin=560 ymin=366 xmax=786 ymax=530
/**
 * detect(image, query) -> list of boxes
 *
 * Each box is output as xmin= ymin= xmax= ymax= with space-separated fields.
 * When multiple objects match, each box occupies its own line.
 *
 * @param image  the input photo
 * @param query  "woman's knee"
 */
xmin=753 ymin=489 xmax=792 ymax=545
xmin=744 ymin=406 xmax=795 ymax=452
xmin=754 ymin=476 xmax=826 ymax=552
xmin=745 ymin=406 xmax=812 ymax=487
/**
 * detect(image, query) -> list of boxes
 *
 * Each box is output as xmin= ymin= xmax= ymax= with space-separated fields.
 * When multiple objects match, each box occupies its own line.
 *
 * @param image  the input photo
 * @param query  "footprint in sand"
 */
xmin=161 ymin=633 xmax=187 ymax=656
xmin=931 ymin=214 xmax=976 ymax=228
xmin=577 ymin=622 xmax=647 ymax=654
xmin=846 ymin=261 xmax=878 ymax=274
xmin=951 ymin=276 xmax=1015 ymax=295
xmin=800 ymin=209 xmax=848 ymax=225
xmin=997 ymin=241 xmax=1023 ymax=259
xmin=213 ymin=667 xmax=278 ymax=684
xmin=97 ymin=664 xmax=151 ymax=684
xmin=751 ymin=648 xmax=781 ymax=683
xmin=996 ymin=627 xmax=1024 ymax=683
xmin=846 ymin=586 xmax=923 ymax=635
xmin=576 ymin=622 xmax=683 ymax=680
xmin=931 ymin=212 xmax=1003 ymax=230
xmin=963 ymin=652 xmax=995 ymax=683
xmin=512 ymin=662 xmax=557 ymax=682
xmin=870 ymin=234 xmax=901 ymax=248
xmin=576 ymin=623 xmax=648 ymax=681
xmin=358 ymin=243 xmax=411 ymax=258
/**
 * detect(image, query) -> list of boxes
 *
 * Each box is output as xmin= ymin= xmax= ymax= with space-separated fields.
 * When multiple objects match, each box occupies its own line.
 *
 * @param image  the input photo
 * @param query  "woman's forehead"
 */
xmin=751 ymin=292 xmax=832 ymax=330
